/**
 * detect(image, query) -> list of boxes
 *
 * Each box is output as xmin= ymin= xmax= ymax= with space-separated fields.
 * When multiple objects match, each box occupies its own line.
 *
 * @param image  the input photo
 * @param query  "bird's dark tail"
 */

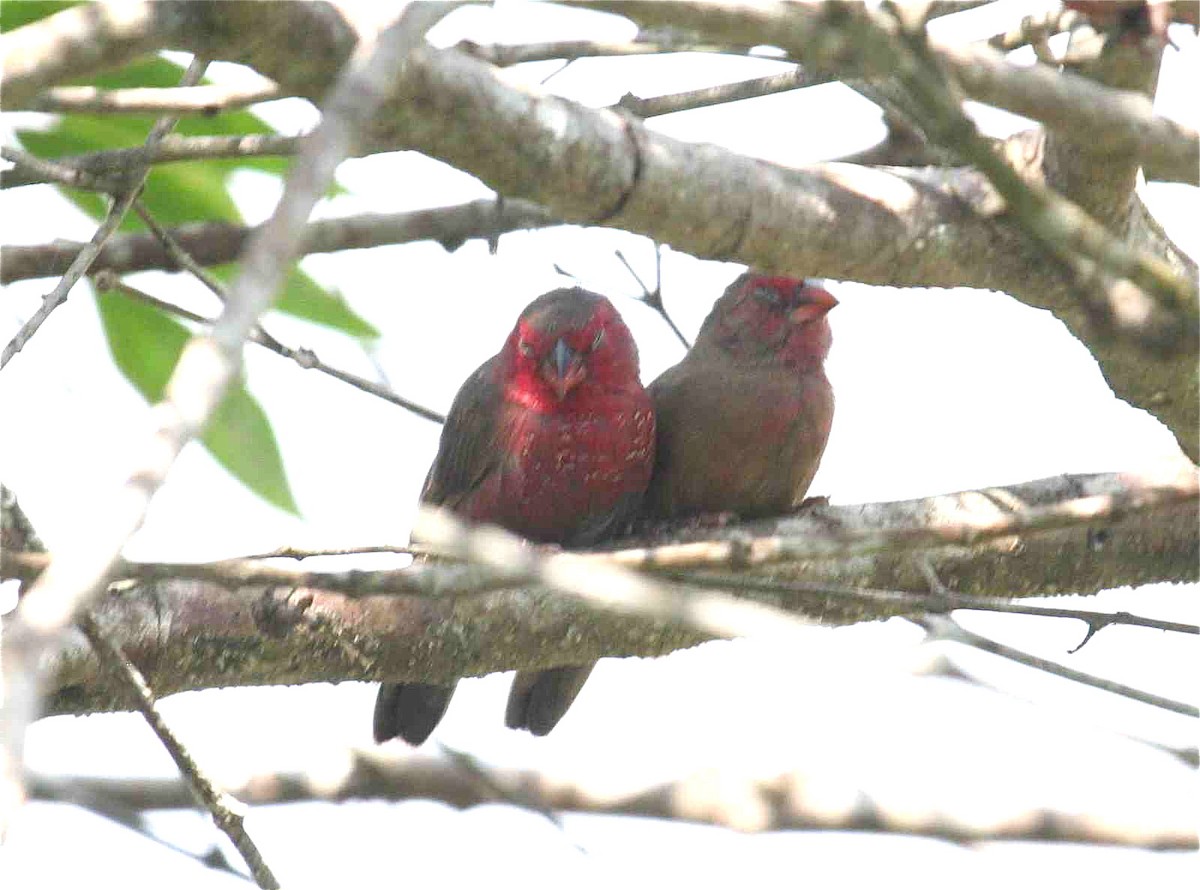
xmin=373 ymin=682 xmax=456 ymax=746
xmin=505 ymin=664 xmax=596 ymax=736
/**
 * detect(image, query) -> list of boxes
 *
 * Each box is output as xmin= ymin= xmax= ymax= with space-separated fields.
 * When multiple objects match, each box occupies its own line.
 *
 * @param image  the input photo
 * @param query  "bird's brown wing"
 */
xmin=420 ymin=356 xmax=504 ymax=510
xmin=376 ymin=356 xmax=507 ymax=747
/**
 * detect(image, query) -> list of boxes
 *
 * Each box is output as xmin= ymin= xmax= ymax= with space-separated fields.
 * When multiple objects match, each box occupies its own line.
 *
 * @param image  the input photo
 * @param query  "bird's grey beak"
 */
xmin=552 ymin=338 xmax=575 ymax=379
xmin=543 ymin=338 xmax=585 ymax=399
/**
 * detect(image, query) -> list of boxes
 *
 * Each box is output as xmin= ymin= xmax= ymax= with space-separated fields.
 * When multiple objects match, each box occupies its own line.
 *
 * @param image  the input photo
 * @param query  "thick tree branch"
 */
xmin=8 ymin=467 xmax=1192 ymax=716
xmin=4 ymin=2 xmax=1197 ymax=453
xmin=29 ymin=748 xmax=1197 ymax=850
xmin=1041 ymin=20 xmax=1163 ymax=226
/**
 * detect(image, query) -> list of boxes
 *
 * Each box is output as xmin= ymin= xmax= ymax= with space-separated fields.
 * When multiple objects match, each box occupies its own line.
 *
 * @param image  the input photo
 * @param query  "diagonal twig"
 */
xmin=96 ymin=273 xmax=445 ymax=423
xmin=615 ymin=245 xmax=690 ymax=348
xmin=76 ymin=613 xmax=278 ymax=888
xmin=913 ymin=612 xmax=1198 ymax=717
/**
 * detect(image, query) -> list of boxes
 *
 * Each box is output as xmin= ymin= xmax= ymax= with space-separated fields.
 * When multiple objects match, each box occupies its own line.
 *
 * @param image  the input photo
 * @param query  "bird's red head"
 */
xmin=704 ymin=273 xmax=837 ymax=369
xmin=503 ymin=288 xmax=641 ymax=412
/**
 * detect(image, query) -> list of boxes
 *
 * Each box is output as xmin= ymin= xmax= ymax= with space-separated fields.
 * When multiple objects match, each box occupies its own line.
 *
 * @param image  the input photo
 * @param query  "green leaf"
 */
xmin=1 ymin=2 xmax=79 ymax=31
xmin=209 ymin=265 xmax=380 ymax=339
xmin=95 ymin=287 xmax=300 ymax=515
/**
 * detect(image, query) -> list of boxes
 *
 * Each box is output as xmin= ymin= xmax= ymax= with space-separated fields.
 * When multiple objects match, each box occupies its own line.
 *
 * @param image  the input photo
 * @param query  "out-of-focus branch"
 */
xmin=2 ymin=199 xmax=559 ymax=283
xmin=15 ymin=81 xmax=284 ymax=114
xmin=0 ymin=6 xmax=449 ymax=836
xmin=28 ymin=748 xmax=1197 ymax=850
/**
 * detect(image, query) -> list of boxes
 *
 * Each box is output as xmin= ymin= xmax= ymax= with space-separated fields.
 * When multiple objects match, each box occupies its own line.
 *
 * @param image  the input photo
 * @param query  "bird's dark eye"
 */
xmin=590 ymin=327 xmax=605 ymax=351
xmin=518 ymin=339 xmax=534 ymax=357
xmin=752 ymin=286 xmax=781 ymax=305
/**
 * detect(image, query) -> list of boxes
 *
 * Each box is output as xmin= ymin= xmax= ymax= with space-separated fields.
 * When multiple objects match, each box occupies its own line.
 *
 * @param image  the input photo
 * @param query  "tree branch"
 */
xmin=15 ymin=80 xmax=283 ymax=114
xmin=1 ymin=134 xmax=303 ymax=190
xmin=570 ymin=1 xmax=1198 ymax=183
xmin=28 ymin=748 xmax=1197 ymax=850
xmin=2 ymin=199 xmax=559 ymax=283
xmin=6 ymin=467 xmax=1192 ymax=716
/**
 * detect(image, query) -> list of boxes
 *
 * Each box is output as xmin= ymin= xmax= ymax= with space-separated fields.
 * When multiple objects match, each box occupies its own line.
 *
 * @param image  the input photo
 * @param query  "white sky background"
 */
xmin=1 ymin=1 xmax=1198 ymax=887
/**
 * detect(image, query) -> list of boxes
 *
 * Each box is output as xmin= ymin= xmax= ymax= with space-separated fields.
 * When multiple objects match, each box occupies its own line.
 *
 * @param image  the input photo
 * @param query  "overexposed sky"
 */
xmin=2 ymin=2 xmax=1197 ymax=887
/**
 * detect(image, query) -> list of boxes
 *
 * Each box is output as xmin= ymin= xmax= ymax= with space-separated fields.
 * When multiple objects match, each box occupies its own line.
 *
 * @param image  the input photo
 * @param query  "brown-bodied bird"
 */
xmin=374 ymin=288 xmax=655 ymax=746
xmin=645 ymin=272 xmax=836 ymax=520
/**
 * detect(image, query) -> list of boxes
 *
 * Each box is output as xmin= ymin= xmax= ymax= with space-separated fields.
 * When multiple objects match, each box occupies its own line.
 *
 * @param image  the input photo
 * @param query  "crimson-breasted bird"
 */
xmin=645 ymin=273 xmax=836 ymax=520
xmin=373 ymin=288 xmax=655 ymax=746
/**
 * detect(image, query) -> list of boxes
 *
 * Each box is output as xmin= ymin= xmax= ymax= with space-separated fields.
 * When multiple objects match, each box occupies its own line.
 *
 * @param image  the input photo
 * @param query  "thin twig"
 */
xmin=914 ymin=613 xmax=1198 ymax=717
xmin=97 ymin=274 xmax=445 ymax=423
xmin=455 ymin=35 xmax=759 ymax=66
xmin=77 ymin=613 xmax=279 ymax=889
xmin=664 ymin=567 xmax=1199 ymax=641
xmin=615 ymin=245 xmax=690 ymax=348
xmin=1 ymin=134 xmax=303 ymax=191
xmin=0 ymin=145 xmax=122 ymax=192
xmin=616 ymin=66 xmax=829 ymax=118
xmin=0 ymin=57 xmax=209 ymax=370
xmin=235 ymin=544 xmax=431 ymax=560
